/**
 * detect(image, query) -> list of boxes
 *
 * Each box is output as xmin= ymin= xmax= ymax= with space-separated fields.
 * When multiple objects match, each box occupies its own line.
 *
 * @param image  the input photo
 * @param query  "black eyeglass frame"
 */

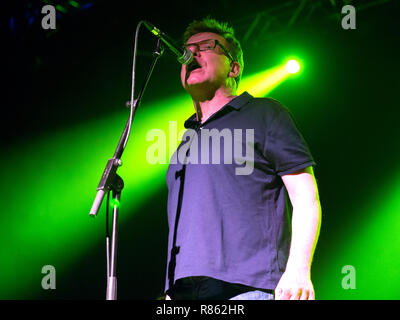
xmin=184 ymin=39 xmax=235 ymax=63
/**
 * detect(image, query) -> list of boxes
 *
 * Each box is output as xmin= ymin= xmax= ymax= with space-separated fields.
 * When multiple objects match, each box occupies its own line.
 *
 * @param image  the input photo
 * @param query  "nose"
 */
xmin=192 ymin=49 xmax=201 ymax=59
xmin=187 ymin=45 xmax=201 ymax=57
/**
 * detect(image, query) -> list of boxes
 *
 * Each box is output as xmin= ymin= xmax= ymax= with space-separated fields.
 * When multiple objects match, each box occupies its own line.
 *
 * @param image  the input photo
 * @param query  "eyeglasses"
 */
xmin=184 ymin=39 xmax=235 ymax=62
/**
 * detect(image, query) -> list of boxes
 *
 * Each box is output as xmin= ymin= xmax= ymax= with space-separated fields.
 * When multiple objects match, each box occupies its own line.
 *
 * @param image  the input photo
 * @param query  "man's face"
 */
xmin=181 ymin=32 xmax=233 ymax=93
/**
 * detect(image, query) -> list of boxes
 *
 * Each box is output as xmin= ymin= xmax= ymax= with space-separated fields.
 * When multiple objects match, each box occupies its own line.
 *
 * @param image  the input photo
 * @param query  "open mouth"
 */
xmin=187 ymin=60 xmax=202 ymax=73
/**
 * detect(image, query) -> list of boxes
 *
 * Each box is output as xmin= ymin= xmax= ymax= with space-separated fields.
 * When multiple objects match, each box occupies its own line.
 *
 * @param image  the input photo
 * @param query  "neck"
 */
xmin=192 ymin=87 xmax=237 ymax=123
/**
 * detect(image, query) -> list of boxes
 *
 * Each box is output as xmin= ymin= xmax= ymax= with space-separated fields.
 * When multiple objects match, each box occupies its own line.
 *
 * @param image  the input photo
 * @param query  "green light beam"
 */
xmin=315 ymin=170 xmax=400 ymax=299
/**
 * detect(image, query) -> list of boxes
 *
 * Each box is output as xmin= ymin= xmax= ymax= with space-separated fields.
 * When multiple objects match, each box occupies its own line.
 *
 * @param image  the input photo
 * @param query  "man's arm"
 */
xmin=275 ymin=166 xmax=322 ymax=300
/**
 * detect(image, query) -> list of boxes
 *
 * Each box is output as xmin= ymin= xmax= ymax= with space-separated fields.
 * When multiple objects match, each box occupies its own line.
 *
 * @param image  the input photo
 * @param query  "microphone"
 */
xmin=143 ymin=21 xmax=193 ymax=65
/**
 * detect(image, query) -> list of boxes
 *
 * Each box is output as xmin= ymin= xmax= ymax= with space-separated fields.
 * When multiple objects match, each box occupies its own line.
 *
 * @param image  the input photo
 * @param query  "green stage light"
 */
xmin=285 ymin=59 xmax=300 ymax=74
xmin=238 ymin=60 xmax=298 ymax=97
xmin=69 ymin=1 xmax=80 ymax=8
xmin=315 ymin=171 xmax=400 ymax=299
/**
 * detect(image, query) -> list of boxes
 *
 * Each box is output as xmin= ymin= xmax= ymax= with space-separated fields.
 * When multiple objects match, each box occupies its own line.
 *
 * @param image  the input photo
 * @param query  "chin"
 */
xmin=185 ymin=77 xmax=205 ymax=88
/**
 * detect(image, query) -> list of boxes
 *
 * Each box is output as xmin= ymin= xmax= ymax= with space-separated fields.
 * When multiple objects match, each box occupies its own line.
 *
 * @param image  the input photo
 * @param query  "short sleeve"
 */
xmin=264 ymin=102 xmax=316 ymax=176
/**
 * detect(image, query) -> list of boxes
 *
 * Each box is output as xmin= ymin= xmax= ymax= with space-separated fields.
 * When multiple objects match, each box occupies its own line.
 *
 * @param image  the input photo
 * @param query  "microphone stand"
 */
xmin=89 ymin=38 xmax=164 ymax=300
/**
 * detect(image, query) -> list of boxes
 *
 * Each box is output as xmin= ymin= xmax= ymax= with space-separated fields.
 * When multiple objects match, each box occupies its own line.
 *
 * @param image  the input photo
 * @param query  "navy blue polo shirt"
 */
xmin=165 ymin=91 xmax=316 ymax=293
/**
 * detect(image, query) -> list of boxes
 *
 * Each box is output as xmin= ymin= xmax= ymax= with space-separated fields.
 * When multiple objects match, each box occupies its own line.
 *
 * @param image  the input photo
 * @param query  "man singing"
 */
xmin=164 ymin=17 xmax=321 ymax=300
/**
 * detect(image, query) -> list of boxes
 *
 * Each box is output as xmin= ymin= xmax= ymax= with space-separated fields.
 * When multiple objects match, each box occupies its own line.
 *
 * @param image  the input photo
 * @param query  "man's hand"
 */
xmin=275 ymin=269 xmax=315 ymax=300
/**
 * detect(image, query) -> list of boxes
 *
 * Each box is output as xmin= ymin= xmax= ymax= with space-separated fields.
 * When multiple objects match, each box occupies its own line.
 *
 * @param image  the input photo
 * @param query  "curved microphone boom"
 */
xmin=143 ymin=21 xmax=193 ymax=65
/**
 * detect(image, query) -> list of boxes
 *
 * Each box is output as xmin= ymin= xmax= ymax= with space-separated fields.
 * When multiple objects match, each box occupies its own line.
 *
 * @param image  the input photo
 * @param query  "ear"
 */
xmin=228 ymin=61 xmax=240 ymax=79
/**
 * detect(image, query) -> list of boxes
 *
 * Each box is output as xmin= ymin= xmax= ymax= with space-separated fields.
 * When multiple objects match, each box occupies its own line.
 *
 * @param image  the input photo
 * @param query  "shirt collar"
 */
xmin=184 ymin=91 xmax=253 ymax=129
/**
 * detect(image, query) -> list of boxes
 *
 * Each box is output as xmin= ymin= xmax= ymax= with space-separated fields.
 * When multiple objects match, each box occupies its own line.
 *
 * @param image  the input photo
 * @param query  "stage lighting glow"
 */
xmin=238 ymin=60 xmax=299 ymax=97
xmin=286 ymin=59 xmax=300 ymax=74
xmin=315 ymin=170 xmax=400 ymax=299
